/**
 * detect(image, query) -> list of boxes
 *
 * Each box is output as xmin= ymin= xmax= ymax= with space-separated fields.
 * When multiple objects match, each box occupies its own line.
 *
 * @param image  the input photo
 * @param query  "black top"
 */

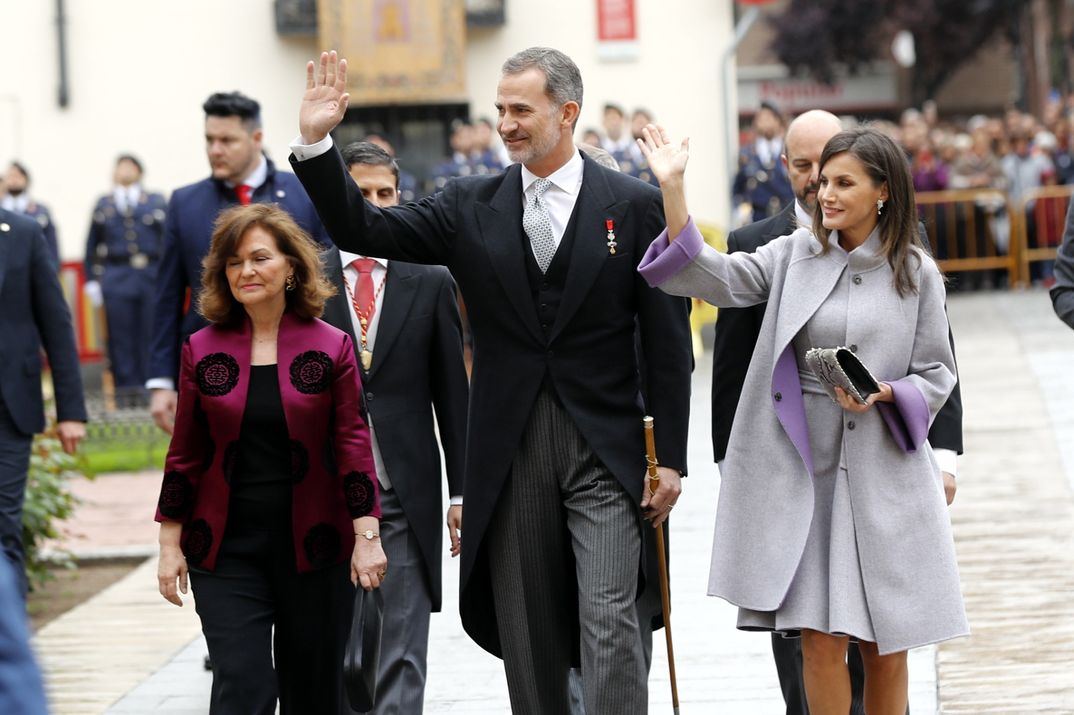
xmin=234 ymin=364 xmax=291 ymax=486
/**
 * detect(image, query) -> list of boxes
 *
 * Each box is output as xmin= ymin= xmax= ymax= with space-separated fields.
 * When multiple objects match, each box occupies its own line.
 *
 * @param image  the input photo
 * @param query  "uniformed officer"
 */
xmin=1 ymin=162 xmax=60 ymax=266
xmin=600 ymin=103 xmax=633 ymax=163
xmin=731 ymin=100 xmax=794 ymax=225
xmin=627 ymin=107 xmax=660 ymax=187
xmin=83 ymin=155 xmax=167 ymax=407
xmin=471 ymin=117 xmax=507 ymax=174
xmin=430 ymin=119 xmax=476 ymax=192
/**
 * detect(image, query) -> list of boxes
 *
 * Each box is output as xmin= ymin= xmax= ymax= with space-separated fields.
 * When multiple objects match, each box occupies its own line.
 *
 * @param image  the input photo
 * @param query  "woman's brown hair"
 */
xmin=198 ymin=203 xmax=336 ymax=325
xmin=810 ymin=126 xmax=926 ymax=297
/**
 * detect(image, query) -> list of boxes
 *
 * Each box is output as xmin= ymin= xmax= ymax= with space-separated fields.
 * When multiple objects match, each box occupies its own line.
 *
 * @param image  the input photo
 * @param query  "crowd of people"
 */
xmin=408 ymin=102 xmax=662 ymax=196
xmin=4 ymin=41 xmax=1074 ymax=715
xmin=735 ymin=97 xmax=1074 ymax=210
xmin=733 ymin=97 xmax=1074 ymax=287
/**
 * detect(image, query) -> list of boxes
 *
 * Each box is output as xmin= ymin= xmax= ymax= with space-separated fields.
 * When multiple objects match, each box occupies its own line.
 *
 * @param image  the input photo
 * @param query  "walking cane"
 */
xmin=644 ymin=416 xmax=680 ymax=714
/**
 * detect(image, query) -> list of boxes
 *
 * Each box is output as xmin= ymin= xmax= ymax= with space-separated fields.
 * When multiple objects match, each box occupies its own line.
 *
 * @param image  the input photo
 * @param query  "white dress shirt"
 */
xmin=114 ymin=185 xmax=142 ymax=214
xmin=519 ymin=149 xmax=584 ymax=256
xmin=755 ymin=137 xmax=783 ymax=167
xmin=226 ymin=155 xmax=268 ymax=192
xmin=0 ymin=194 xmax=29 ymax=213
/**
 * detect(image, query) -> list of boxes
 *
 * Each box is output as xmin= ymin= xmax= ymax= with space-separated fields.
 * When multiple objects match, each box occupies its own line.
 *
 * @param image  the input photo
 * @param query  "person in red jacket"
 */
xmin=155 ymin=203 xmax=386 ymax=714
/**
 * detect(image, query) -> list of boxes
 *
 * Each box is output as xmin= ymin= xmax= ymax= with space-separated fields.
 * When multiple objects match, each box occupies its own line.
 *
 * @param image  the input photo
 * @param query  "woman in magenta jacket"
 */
xmin=155 ymin=203 xmax=386 ymax=714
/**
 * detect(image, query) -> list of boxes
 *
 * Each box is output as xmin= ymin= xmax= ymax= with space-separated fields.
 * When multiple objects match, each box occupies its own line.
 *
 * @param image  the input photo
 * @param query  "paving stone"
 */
xmin=48 ymin=289 xmax=1074 ymax=713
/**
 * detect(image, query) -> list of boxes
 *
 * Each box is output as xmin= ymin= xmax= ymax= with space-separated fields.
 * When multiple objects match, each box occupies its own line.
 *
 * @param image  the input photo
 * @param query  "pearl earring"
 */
xmin=877 ymin=199 xmax=885 ymax=215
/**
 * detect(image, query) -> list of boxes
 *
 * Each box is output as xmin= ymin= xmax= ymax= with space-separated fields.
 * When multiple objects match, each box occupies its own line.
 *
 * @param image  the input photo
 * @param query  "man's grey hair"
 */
xmin=502 ymin=47 xmax=584 ymax=115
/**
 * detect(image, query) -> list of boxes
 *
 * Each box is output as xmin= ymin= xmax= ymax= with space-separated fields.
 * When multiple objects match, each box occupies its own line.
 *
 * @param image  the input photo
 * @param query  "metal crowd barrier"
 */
xmin=916 ymin=185 xmax=1074 ymax=288
xmin=914 ymin=188 xmax=1020 ymax=286
xmin=1014 ymin=184 xmax=1073 ymax=285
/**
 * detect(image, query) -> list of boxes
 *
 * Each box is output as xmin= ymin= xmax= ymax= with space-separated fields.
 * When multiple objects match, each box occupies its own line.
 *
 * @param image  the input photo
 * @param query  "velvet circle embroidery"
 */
xmin=289 ymin=351 xmax=333 ymax=394
xmin=184 ymin=520 xmax=213 ymax=566
xmin=343 ymin=471 xmax=376 ymax=518
xmin=196 ymin=352 xmax=240 ymax=396
xmin=158 ymin=471 xmax=193 ymax=519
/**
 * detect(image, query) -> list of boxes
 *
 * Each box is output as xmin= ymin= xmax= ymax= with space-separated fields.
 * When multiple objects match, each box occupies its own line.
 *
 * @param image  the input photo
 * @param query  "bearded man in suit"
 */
xmin=290 ymin=48 xmax=692 ymax=714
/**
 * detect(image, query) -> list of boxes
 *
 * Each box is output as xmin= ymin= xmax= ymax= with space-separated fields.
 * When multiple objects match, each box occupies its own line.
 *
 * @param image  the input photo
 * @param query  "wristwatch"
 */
xmin=357 ymin=529 xmax=380 ymax=541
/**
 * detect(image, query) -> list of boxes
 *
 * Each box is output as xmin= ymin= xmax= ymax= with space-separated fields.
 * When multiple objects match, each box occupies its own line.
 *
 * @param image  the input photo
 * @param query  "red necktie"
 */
xmin=236 ymin=184 xmax=253 ymax=205
xmin=351 ymin=258 xmax=378 ymax=328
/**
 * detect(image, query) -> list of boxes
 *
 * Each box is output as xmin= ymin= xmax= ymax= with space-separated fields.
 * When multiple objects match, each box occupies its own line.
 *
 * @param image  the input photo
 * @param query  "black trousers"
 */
xmin=190 ymin=487 xmax=352 ymax=715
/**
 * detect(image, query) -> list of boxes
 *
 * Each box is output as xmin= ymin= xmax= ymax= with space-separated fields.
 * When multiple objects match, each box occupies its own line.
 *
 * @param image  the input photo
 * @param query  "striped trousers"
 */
xmin=487 ymin=385 xmax=647 ymax=714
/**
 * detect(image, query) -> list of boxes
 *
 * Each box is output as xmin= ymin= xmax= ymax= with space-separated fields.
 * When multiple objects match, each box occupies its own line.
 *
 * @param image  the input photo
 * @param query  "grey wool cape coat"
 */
xmin=639 ymin=219 xmax=969 ymax=655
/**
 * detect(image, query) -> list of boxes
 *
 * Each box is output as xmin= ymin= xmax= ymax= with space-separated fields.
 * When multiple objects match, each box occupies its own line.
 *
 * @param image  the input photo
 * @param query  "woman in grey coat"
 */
xmin=636 ymin=125 xmax=968 ymax=715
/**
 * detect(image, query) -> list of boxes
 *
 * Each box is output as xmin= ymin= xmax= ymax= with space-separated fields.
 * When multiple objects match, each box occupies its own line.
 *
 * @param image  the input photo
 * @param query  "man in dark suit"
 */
xmin=292 ymin=48 xmax=692 ymax=714
xmin=148 ymin=91 xmax=329 ymax=434
xmin=0 ymin=209 xmax=87 ymax=597
xmin=713 ymin=110 xmax=964 ymax=715
xmin=321 ymin=141 xmax=468 ymax=714
xmin=83 ymin=154 xmax=168 ymax=407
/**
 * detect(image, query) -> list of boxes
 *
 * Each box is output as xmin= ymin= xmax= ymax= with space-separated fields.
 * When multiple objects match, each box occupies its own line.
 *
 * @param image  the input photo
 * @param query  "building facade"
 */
xmin=0 ymin=1 xmax=734 ymax=260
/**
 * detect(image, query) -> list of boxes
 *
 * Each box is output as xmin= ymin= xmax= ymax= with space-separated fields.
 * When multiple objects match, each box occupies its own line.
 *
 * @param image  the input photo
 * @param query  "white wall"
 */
xmin=0 ymin=1 xmax=733 ymax=261
xmin=466 ymin=1 xmax=734 ymax=227
xmin=0 ymin=0 xmax=318 ymax=260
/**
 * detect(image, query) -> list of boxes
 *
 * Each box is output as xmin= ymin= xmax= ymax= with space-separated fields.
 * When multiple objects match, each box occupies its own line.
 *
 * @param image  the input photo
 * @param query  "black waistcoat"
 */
xmin=520 ymin=200 xmax=582 ymax=343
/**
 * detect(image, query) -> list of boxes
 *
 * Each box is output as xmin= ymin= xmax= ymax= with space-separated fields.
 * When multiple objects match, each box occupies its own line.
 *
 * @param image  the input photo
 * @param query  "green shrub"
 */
xmin=22 ymin=433 xmax=87 ymax=590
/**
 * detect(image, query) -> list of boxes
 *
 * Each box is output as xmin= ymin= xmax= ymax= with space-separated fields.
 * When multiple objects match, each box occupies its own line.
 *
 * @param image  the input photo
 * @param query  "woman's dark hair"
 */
xmin=199 ymin=203 xmax=335 ymax=325
xmin=810 ymin=126 xmax=926 ymax=296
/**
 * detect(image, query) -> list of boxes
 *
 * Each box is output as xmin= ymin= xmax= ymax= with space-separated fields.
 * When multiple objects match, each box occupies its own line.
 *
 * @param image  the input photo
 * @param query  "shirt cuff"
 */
xmin=289 ymin=134 xmax=335 ymax=162
xmin=146 ymin=377 xmax=176 ymax=391
xmin=449 ymin=496 xmax=463 ymax=506
xmin=932 ymin=447 xmax=957 ymax=477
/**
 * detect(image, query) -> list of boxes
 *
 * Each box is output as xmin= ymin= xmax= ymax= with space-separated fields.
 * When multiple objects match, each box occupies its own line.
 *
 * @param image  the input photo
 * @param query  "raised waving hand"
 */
xmin=637 ymin=124 xmax=691 ymax=238
xmin=300 ymin=50 xmax=350 ymax=144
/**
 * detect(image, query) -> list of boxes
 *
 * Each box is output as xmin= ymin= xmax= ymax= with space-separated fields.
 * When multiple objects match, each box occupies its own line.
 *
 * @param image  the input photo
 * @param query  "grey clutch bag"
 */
xmin=804 ymin=347 xmax=881 ymax=405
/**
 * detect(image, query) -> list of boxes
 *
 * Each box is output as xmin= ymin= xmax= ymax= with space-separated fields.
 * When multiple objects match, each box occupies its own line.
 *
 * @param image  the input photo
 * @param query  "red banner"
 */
xmin=597 ymin=0 xmax=636 ymax=42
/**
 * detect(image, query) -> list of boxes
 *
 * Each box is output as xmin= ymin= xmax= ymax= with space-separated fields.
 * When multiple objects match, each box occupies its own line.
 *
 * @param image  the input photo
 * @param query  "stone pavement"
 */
xmin=935 ymin=290 xmax=1074 ymax=713
xmin=29 ymin=288 xmax=1074 ymax=713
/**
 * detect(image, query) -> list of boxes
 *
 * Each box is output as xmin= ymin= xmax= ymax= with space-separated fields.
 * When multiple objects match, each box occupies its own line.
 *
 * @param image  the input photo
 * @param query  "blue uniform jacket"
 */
xmin=84 ymin=191 xmax=168 ymax=295
xmin=732 ymin=144 xmax=794 ymax=224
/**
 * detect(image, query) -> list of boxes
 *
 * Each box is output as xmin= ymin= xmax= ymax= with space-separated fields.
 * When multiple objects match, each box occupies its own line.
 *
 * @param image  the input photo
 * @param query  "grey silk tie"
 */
xmin=523 ymin=178 xmax=557 ymax=273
